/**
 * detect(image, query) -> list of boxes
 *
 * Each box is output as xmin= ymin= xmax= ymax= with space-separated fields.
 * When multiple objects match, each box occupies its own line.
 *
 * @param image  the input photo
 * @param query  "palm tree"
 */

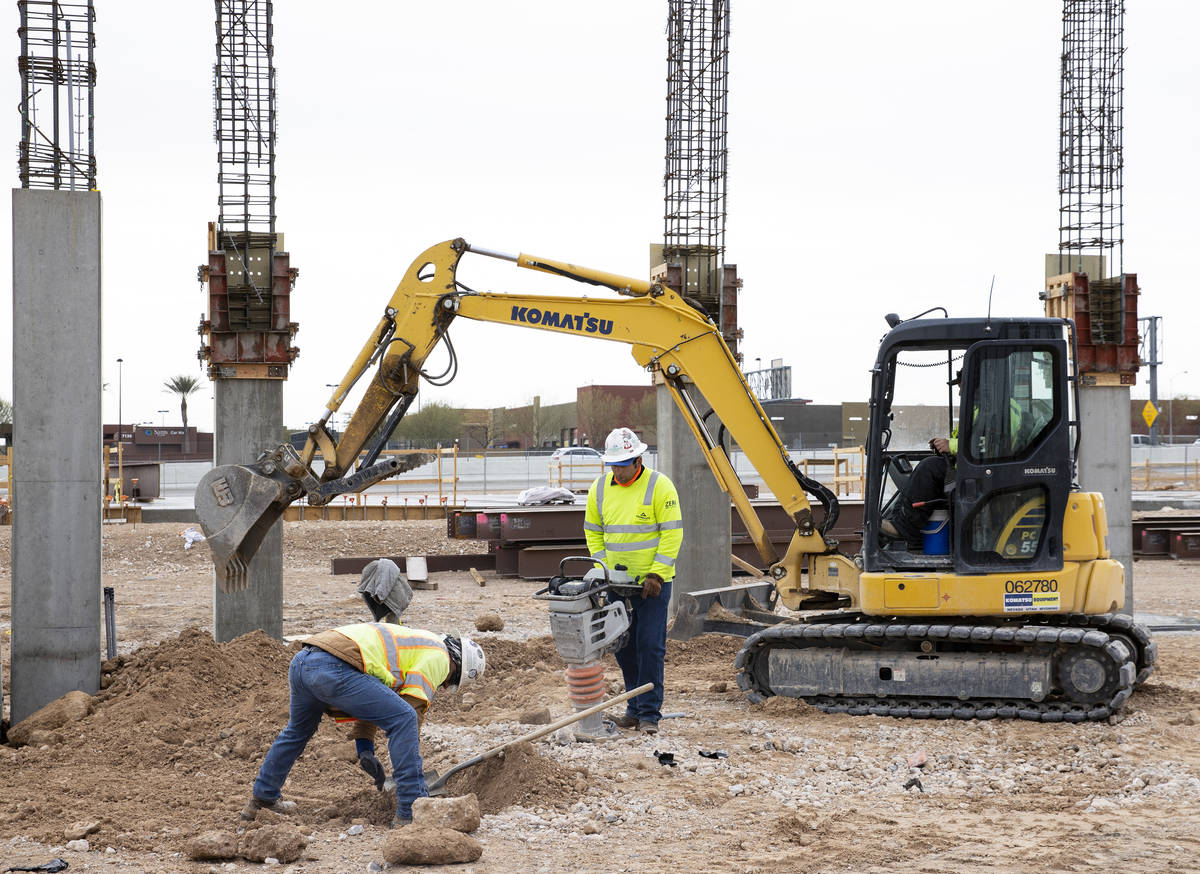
xmin=163 ymin=375 xmax=204 ymax=453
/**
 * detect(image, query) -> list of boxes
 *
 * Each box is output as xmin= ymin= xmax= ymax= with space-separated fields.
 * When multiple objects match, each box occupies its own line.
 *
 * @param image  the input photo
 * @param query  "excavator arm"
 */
xmin=197 ymin=238 xmax=844 ymax=594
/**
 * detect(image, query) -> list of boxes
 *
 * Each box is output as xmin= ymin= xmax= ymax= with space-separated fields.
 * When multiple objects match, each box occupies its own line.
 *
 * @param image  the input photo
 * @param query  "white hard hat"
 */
xmin=602 ymin=427 xmax=647 ymax=465
xmin=445 ymin=633 xmax=486 ymax=691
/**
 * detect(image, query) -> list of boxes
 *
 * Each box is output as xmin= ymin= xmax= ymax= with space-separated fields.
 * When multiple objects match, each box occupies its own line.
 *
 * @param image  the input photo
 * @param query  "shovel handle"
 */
xmin=428 ymin=682 xmax=653 ymax=792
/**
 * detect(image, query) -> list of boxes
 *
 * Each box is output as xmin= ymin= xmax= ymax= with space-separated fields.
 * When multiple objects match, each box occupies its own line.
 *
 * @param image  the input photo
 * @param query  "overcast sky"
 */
xmin=1 ymin=2 xmax=1197 ymax=434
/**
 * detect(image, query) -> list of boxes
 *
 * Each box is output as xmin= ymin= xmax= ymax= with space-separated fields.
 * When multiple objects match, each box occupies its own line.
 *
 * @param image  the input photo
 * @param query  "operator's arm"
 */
xmin=649 ymin=476 xmax=683 ymax=581
xmin=584 ymin=479 xmax=608 ymax=568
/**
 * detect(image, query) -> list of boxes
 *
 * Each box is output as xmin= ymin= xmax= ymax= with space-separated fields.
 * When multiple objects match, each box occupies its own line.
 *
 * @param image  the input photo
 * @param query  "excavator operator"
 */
xmin=584 ymin=426 xmax=683 ymax=734
xmin=881 ymin=361 xmax=1041 ymax=549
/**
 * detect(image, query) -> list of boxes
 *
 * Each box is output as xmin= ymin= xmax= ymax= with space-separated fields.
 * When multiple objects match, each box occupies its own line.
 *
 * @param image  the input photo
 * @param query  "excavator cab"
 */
xmin=863 ymin=317 xmax=1073 ymax=576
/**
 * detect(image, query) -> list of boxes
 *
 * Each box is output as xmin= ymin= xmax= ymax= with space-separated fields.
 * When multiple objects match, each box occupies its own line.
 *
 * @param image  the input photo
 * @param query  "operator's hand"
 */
xmin=929 ymin=437 xmax=951 ymax=455
xmin=641 ymin=573 xmax=663 ymax=599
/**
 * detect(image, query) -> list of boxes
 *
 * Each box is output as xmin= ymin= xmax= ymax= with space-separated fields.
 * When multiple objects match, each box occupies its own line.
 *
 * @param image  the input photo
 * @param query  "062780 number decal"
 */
xmin=1004 ymin=578 xmax=1058 ymax=594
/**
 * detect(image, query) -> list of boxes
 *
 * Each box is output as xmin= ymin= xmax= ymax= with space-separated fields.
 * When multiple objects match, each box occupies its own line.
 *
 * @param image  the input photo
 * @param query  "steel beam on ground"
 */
xmin=448 ymin=500 xmax=864 ymax=544
xmin=1169 ymin=531 xmax=1200 ymax=560
xmin=330 ymin=554 xmax=494 ymax=576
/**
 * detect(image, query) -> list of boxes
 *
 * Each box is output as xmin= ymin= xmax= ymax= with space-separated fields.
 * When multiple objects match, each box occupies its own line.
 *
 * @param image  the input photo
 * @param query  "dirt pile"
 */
xmin=445 ymin=741 xmax=586 ymax=814
xmin=0 ymin=628 xmax=358 ymax=850
xmin=0 ymin=626 xmax=592 ymax=855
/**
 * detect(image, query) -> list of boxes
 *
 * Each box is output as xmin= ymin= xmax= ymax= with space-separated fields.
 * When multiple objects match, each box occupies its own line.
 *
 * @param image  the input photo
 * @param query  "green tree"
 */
xmin=163 ymin=375 xmax=204 ymax=452
xmin=0 ymin=397 xmax=11 ymax=425
xmin=390 ymin=401 xmax=463 ymax=448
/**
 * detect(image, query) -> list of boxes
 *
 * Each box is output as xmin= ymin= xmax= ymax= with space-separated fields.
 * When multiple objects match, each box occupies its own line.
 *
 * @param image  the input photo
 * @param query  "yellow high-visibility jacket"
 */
xmin=306 ymin=623 xmax=449 ymax=711
xmin=584 ymin=465 xmax=683 ymax=583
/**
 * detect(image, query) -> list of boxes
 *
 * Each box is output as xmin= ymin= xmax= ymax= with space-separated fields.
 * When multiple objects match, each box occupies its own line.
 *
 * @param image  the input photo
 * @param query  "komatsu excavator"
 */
xmin=195 ymin=238 xmax=1154 ymax=722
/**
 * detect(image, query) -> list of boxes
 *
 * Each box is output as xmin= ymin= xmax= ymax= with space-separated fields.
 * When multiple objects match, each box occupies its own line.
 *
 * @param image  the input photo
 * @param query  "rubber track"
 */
xmin=734 ymin=613 xmax=1156 ymax=723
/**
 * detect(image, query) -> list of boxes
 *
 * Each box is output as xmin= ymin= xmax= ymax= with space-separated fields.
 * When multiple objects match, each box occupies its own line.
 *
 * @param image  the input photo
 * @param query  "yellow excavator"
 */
xmin=195 ymin=238 xmax=1154 ymax=722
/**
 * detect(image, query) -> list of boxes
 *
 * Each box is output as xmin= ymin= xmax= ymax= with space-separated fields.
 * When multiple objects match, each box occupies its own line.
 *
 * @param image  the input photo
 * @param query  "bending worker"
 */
xmin=243 ymin=622 xmax=485 ymax=827
xmin=585 ymin=426 xmax=683 ymax=734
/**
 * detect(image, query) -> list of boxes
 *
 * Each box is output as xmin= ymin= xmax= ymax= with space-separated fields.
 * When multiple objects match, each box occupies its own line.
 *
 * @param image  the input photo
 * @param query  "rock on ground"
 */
xmin=185 ymin=831 xmax=239 ymax=861
xmin=382 ymin=826 xmax=483 ymax=865
xmin=518 ymin=706 xmax=553 ymax=725
xmin=238 ymin=824 xmax=307 ymax=863
xmin=64 ymin=820 xmax=102 ymax=841
xmin=7 ymin=690 xmax=93 ymax=747
xmin=412 ymin=794 xmax=481 ymax=832
xmin=474 ymin=612 xmax=504 ymax=632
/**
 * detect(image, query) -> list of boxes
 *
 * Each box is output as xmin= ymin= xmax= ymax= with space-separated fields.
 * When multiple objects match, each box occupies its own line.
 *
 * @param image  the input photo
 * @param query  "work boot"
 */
xmin=638 ymin=721 xmax=659 ymax=735
xmin=241 ymin=796 xmax=297 ymax=820
xmin=610 ymin=713 xmax=639 ymax=729
xmin=880 ymin=500 xmax=928 ymax=550
xmin=392 ymin=814 xmax=413 ymax=829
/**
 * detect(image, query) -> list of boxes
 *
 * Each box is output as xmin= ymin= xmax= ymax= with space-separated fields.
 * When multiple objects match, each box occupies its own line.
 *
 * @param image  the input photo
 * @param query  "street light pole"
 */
xmin=1170 ymin=371 xmax=1190 ymax=445
xmin=116 ymin=358 xmax=123 ymax=501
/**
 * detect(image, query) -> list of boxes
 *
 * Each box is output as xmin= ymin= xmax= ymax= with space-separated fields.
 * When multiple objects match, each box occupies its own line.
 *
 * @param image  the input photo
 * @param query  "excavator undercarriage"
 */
xmin=734 ymin=612 xmax=1156 ymax=723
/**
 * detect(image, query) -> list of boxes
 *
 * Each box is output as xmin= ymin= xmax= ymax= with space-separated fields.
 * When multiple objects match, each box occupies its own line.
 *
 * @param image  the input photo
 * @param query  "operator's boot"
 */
xmin=880 ymin=500 xmax=929 ymax=551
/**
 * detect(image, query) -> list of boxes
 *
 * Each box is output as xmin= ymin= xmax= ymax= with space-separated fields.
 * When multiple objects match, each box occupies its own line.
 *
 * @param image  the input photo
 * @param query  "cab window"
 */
xmin=963 ymin=348 xmax=1058 ymax=464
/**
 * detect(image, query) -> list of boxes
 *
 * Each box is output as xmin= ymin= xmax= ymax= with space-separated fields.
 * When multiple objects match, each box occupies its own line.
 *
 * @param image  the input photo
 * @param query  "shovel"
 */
xmin=422 ymin=682 xmax=653 ymax=796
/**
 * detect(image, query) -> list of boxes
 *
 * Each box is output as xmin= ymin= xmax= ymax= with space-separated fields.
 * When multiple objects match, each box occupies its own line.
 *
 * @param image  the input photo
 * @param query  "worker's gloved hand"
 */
xmin=641 ymin=573 xmax=663 ymax=599
xmin=358 ymin=753 xmax=387 ymax=791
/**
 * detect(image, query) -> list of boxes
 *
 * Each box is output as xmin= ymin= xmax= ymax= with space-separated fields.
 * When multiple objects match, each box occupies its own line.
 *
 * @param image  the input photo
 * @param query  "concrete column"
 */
xmin=10 ymin=189 xmax=102 ymax=724
xmin=213 ymin=379 xmax=283 ymax=642
xmin=656 ymin=383 xmax=732 ymax=619
xmin=1077 ymin=385 xmax=1133 ymax=611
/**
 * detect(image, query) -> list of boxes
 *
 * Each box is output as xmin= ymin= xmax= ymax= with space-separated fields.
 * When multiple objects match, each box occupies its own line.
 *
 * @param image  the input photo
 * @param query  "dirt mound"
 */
xmin=0 ymin=628 xmax=393 ymax=850
xmin=444 ymin=741 xmax=584 ymax=814
xmin=435 ymin=636 xmax=567 ymax=723
xmin=475 ymin=635 xmax=562 ymax=674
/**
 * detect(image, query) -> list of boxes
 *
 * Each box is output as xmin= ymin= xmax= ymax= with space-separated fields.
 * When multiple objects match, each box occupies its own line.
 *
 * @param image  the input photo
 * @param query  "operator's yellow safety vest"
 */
xmin=584 ymin=466 xmax=683 ymax=583
xmin=315 ymin=623 xmax=450 ymax=709
xmin=947 ymin=398 xmax=1025 ymax=456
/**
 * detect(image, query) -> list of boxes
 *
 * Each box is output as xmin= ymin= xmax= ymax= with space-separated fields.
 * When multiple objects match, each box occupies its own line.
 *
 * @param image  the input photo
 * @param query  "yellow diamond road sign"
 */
xmin=1142 ymin=400 xmax=1159 ymax=428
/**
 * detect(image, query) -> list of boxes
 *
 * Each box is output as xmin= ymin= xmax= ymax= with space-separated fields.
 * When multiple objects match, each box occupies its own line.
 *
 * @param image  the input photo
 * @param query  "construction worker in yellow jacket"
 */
xmin=585 ymin=426 xmax=683 ymax=733
xmin=243 ymin=623 xmax=485 ymax=827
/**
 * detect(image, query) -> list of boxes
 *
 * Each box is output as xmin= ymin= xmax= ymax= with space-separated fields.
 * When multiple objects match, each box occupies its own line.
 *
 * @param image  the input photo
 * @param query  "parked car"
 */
xmin=550 ymin=446 xmax=602 ymax=461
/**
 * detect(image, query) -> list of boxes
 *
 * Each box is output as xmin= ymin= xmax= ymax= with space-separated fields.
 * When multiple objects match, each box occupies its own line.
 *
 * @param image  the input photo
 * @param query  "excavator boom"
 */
xmin=197 ymin=238 xmax=836 ymax=592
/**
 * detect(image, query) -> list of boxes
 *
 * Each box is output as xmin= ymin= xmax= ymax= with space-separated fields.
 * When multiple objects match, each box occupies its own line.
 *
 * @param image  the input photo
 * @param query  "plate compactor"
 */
xmin=534 ymin=558 xmax=644 ymax=742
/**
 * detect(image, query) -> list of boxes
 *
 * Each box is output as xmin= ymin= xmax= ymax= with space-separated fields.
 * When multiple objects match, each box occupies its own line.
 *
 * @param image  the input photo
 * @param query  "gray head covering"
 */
xmin=357 ymin=558 xmax=413 ymax=620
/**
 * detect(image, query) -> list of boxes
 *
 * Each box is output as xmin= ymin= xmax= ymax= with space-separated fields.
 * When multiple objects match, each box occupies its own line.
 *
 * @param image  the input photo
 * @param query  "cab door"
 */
xmin=952 ymin=339 xmax=1071 ymax=574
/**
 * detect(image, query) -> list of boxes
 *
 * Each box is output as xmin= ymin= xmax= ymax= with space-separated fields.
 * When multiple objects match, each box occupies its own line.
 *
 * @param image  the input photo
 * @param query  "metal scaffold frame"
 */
xmin=1058 ymin=0 xmax=1124 ymax=278
xmin=17 ymin=0 xmax=96 ymax=190
xmin=663 ymin=0 xmax=730 ymax=306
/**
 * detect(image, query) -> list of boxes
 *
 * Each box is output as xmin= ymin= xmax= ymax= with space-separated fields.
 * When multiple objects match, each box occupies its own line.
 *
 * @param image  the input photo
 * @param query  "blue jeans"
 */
xmin=613 ymin=580 xmax=672 ymax=725
xmin=252 ymin=647 xmax=428 ymax=818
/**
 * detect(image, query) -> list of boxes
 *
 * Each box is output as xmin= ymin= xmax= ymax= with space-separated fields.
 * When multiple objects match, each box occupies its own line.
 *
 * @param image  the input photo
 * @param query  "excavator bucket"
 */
xmin=195 ymin=453 xmax=305 ymax=593
xmin=668 ymin=581 xmax=782 ymax=641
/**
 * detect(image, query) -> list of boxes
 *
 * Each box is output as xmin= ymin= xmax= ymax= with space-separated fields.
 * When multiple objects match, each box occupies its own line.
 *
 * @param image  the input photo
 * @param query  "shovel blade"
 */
xmin=423 ymin=768 xmax=448 ymax=797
